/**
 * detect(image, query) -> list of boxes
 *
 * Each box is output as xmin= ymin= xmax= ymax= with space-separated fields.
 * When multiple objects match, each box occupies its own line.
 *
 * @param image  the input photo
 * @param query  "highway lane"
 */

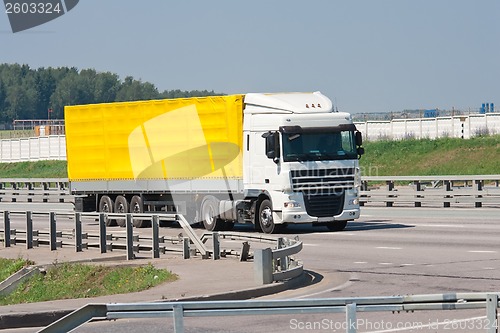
xmin=2 ymin=204 xmax=500 ymax=332
xmin=276 ymin=207 xmax=500 ymax=298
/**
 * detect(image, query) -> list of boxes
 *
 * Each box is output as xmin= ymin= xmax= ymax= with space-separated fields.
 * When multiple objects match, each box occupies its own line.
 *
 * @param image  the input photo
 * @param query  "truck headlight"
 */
xmin=284 ymin=201 xmax=301 ymax=208
xmin=354 ymin=167 xmax=361 ymax=189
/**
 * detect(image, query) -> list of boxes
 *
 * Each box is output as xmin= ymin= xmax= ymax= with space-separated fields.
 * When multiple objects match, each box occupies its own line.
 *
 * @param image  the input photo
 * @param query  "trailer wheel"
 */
xmin=99 ymin=195 xmax=116 ymax=226
xmin=130 ymin=195 xmax=149 ymax=228
xmin=201 ymin=196 xmax=223 ymax=231
xmin=258 ymin=199 xmax=282 ymax=234
xmin=326 ymin=220 xmax=348 ymax=232
xmin=114 ymin=196 xmax=128 ymax=227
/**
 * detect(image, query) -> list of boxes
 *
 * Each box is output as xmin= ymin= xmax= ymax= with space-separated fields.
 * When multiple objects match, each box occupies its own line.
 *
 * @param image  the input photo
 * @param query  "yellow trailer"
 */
xmin=65 ymin=94 xmax=244 ymax=182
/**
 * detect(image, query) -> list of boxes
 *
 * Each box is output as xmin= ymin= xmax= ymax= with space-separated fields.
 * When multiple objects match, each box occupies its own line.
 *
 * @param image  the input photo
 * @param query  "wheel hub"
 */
xmin=260 ymin=207 xmax=272 ymax=226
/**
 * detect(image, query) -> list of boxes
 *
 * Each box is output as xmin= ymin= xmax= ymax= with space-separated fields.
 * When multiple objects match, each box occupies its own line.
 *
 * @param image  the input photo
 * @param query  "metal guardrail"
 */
xmin=39 ymin=292 xmax=500 ymax=333
xmin=0 ymin=211 xmax=221 ymax=259
xmin=2 ymin=176 xmax=500 ymax=208
xmin=0 ymin=178 xmax=70 ymax=203
xmin=1 ymin=210 xmax=304 ymax=285
xmin=361 ymin=175 xmax=500 ymax=208
xmin=0 ymin=178 xmax=69 ymax=188
xmin=253 ymin=236 xmax=303 ymax=284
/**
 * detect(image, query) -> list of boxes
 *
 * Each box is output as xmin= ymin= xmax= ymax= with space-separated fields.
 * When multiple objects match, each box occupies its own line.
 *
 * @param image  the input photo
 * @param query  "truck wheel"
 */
xmin=114 ymin=196 xmax=128 ymax=227
xmin=130 ymin=195 xmax=149 ymax=228
xmin=326 ymin=220 xmax=348 ymax=232
xmin=201 ymin=196 xmax=223 ymax=231
xmin=258 ymin=199 xmax=282 ymax=234
xmin=99 ymin=196 xmax=116 ymax=226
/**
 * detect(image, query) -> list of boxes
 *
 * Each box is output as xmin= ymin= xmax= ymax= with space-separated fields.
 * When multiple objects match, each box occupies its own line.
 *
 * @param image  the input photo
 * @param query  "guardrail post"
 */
xmin=414 ymin=181 xmax=422 ymax=207
xmin=475 ymin=180 xmax=483 ymax=208
xmin=99 ymin=213 xmax=107 ymax=254
xmin=173 ymin=304 xmax=185 ymax=333
xmin=183 ymin=238 xmax=190 ymax=259
xmin=444 ymin=180 xmax=452 ymax=208
xmin=75 ymin=212 xmax=82 ymax=252
xmin=26 ymin=211 xmax=33 ymax=249
xmin=152 ymin=215 xmax=160 ymax=259
xmin=359 ymin=181 xmax=368 ymax=206
xmin=254 ymin=248 xmax=273 ymax=285
xmin=49 ymin=212 xmax=57 ymax=251
xmin=346 ymin=303 xmax=357 ymax=333
xmin=386 ymin=181 xmax=394 ymax=207
xmin=486 ymin=294 xmax=498 ymax=333
xmin=213 ymin=232 xmax=220 ymax=260
xmin=3 ymin=211 xmax=11 ymax=247
xmin=361 ymin=180 xmax=368 ymax=191
xmin=277 ymin=237 xmax=288 ymax=270
xmin=240 ymin=241 xmax=250 ymax=262
xmin=126 ymin=214 xmax=134 ymax=260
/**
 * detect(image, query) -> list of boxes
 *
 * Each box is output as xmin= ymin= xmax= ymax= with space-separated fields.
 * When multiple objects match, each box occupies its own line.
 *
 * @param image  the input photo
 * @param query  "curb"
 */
xmin=0 ymin=270 xmax=313 ymax=330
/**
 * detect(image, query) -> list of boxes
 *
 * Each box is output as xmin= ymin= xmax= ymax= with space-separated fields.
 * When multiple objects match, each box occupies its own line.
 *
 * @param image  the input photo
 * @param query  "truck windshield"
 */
xmin=282 ymin=131 xmax=357 ymax=162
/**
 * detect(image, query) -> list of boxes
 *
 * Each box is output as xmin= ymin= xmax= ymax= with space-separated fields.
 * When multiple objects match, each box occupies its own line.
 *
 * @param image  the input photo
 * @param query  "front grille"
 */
xmin=290 ymin=168 xmax=355 ymax=194
xmin=303 ymin=193 xmax=345 ymax=217
xmin=291 ymin=168 xmax=353 ymax=217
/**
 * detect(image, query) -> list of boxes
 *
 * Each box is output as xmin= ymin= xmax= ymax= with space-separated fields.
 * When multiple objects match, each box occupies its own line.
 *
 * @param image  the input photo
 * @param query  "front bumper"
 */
xmin=281 ymin=207 xmax=360 ymax=224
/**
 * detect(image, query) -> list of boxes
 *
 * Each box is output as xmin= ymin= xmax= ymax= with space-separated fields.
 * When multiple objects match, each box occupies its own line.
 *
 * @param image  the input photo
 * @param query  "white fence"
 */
xmin=2 ymin=113 xmax=500 ymax=163
xmin=355 ymin=113 xmax=500 ymax=141
xmin=0 ymin=135 xmax=66 ymax=163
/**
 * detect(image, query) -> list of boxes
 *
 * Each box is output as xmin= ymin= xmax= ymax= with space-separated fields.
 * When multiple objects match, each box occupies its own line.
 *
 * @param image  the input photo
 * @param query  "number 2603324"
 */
xmin=5 ymin=2 xmax=62 ymax=14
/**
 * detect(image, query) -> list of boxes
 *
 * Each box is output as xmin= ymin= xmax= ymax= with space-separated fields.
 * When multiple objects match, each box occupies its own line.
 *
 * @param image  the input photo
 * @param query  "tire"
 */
xmin=130 ymin=195 xmax=149 ymax=228
xmin=99 ymin=195 xmax=116 ymax=226
xmin=326 ymin=220 xmax=348 ymax=232
xmin=201 ymin=196 xmax=223 ymax=231
xmin=257 ymin=199 xmax=282 ymax=234
xmin=114 ymin=196 xmax=129 ymax=227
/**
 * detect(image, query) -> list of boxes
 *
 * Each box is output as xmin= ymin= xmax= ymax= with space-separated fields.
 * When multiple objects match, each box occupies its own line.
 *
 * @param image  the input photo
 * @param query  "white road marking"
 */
xmin=379 ymin=262 xmax=393 ymax=265
xmin=354 ymin=261 xmax=368 ymax=264
xmin=376 ymin=246 xmax=402 ymax=250
xmin=468 ymin=250 xmax=497 ymax=253
xmin=296 ymin=279 xmax=355 ymax=299
xmin=417 ymin=223 xmax=465 ymax=228
xmin=314 ymin=232 xmax=355 ymax=236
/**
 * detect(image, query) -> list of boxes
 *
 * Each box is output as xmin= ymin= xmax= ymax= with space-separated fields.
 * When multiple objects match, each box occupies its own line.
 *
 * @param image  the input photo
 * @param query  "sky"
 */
xmin=1 ymin=0 xmax=499 ymax=114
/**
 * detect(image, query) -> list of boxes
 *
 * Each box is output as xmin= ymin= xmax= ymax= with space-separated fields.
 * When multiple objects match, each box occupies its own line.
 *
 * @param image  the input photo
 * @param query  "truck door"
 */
xmin=252 ymin=131 xmax=282 ymax=188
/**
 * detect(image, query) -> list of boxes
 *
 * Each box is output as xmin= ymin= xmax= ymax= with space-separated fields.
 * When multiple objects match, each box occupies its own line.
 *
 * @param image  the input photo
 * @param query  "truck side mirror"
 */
xmin=355 ymin=131 xmax=363 ymax=146
xmin=262 ymin=131 xmax=280 ymax=163
xmin=355 ymin=131 xmax=364 ymax=158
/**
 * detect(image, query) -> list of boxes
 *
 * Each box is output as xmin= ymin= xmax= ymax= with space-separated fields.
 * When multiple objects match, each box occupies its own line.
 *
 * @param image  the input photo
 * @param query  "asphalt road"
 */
xmin=2 ymin=204 xmax=500 ymax=332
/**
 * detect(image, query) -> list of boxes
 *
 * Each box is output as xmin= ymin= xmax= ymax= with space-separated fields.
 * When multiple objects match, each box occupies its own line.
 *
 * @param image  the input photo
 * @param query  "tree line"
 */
xmin=0 ymin=63 xmax=221 ymax=124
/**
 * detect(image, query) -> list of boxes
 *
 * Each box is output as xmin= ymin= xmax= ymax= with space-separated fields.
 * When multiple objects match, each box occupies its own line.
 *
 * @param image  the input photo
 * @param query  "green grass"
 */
xmin=0 ymin=262 xmax=177 ymax=305
xmin=0 ymin=130 xmax=34 ymax=140
xmin=0 ymin=258 xmax=34 ymax=282
xmin=360 ymin=135 xmax=500 ymax=176
xmin=0 ymin=160 xmax=67 ymax=178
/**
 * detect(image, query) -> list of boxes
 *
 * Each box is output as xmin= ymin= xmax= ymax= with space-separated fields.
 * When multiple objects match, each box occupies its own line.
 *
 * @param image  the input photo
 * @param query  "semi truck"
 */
xmin=65 ymin=92 xmax=364 ymax=234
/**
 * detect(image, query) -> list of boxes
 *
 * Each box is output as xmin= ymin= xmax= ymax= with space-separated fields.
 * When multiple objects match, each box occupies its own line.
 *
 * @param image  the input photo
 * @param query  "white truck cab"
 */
xmin=242 ymin=92 xmax=363 ymax=233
